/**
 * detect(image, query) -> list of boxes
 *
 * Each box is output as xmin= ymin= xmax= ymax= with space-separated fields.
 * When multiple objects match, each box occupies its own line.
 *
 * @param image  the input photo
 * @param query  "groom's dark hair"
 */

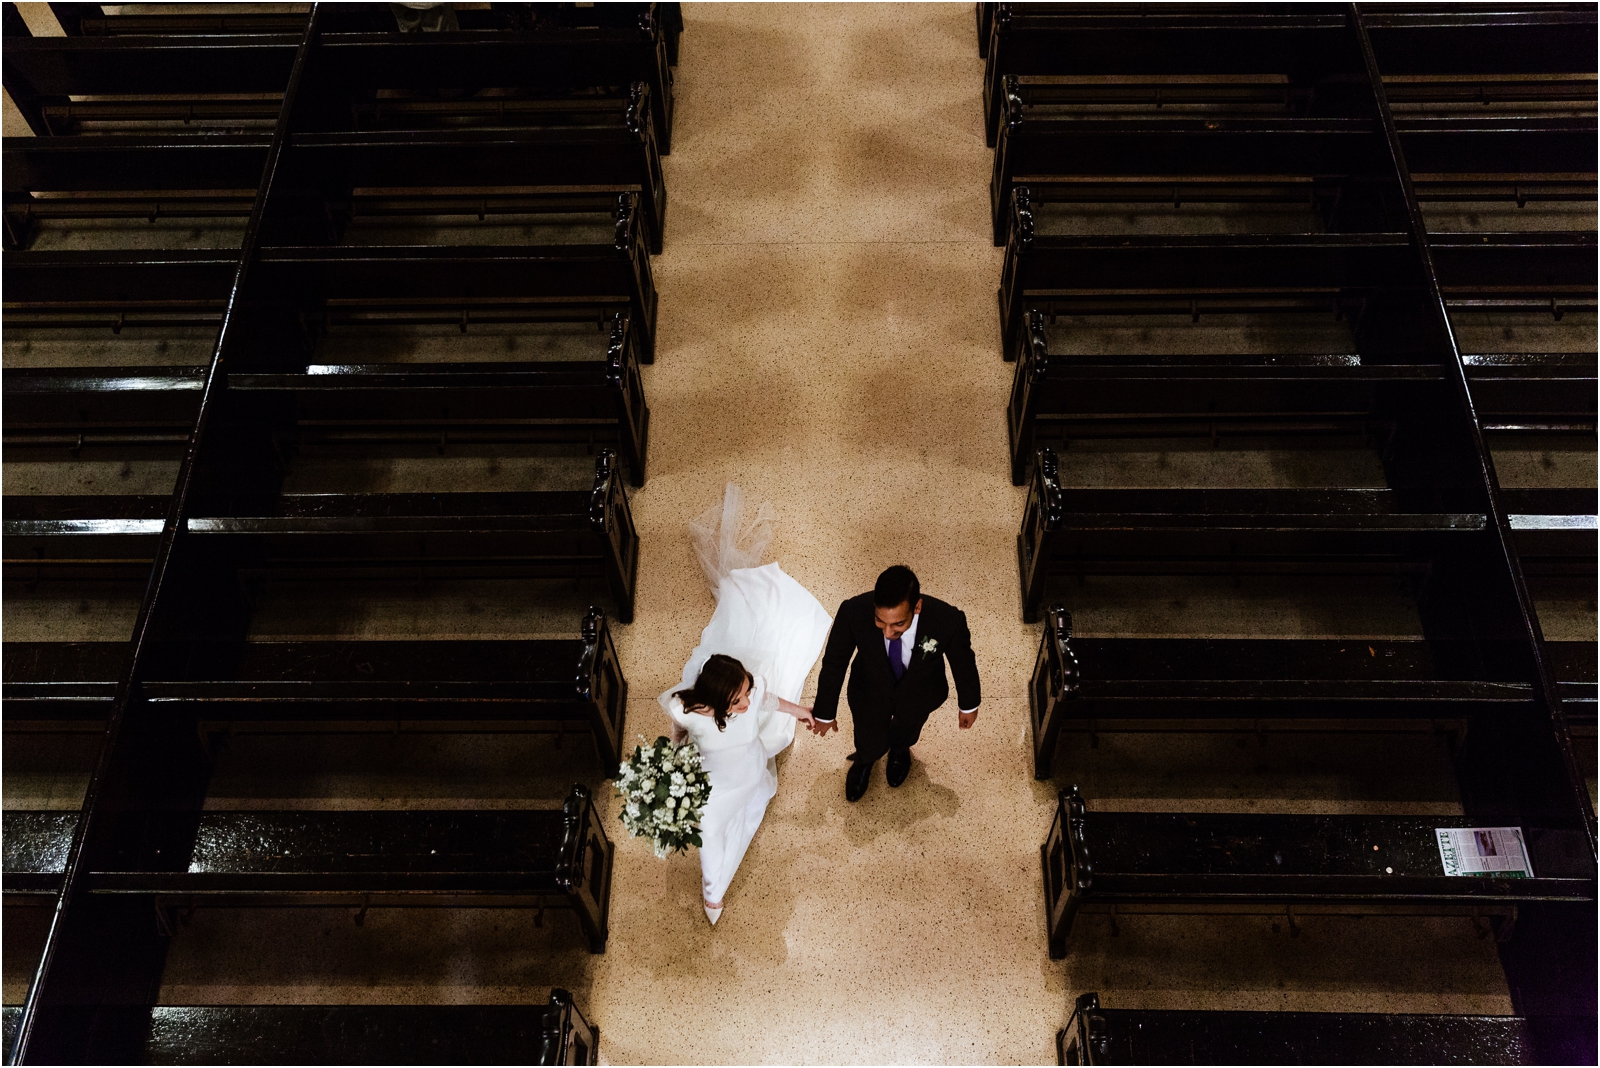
xmin=873 ymin=565 xmax=920 ymax=610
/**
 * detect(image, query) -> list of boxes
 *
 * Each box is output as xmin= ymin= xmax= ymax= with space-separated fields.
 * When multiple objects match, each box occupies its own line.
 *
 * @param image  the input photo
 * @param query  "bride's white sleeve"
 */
xmin=658 ymin=690 xmax=691 ymax=746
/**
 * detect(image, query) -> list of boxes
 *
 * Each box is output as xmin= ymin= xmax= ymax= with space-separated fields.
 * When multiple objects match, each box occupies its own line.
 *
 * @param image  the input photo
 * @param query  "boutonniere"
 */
xmin=918 ymin=637 xmax=938 ymax=657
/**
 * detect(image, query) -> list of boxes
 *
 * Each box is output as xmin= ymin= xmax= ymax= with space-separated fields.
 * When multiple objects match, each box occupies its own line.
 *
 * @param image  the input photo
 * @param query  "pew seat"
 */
xmin=4 ymin=313 xmax=651 ymax=484
xmin=3 ymin=606 xmax=627 ymax=765
xmin=1041 ymin=787 xmax=1596 ymax=957
xmin=3 ymin=15 xmax=676 ymax=150
xmin=1057 ymin=992 xmax=1540 ymax=1065
xmin=1016 ymin=447 xmax=1593 ymax=619
xmin=1005 ymin=314 xmax=1597 ymax=481
xmin=0 ymin=992 xmax=598 ymax=1066
xmin=5 ymin=89 xmax=668 ymax=253
xmin=2 ymin=451 xmax=639 ymax=620
xmin=981 ymin=5 xmax=1596 ymax=145
xmin=1025 ymin=606 xmax=1596 ymax=777
xmin=996 ymin=200 xmax=1597 ymax=356
xmin=4 ymin=200 xmax=660 ymax=359
xmin=2 ymin=785 xmax=614 ymax=952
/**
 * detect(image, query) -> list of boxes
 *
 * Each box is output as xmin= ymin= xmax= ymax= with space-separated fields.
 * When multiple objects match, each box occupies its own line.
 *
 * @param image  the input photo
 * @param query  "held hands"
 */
xmin=958 ymin=709 xmax=979 ymax=730
xmin=808 ymin=717 xmax=839 ymax=737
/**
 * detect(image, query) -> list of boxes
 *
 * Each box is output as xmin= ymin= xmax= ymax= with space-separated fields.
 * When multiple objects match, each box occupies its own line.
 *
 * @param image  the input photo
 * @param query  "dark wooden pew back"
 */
xmin=1057 ymin=992 xmax=1539 ymax=1065
xmin=1041 ymin=787 xmax=1596 ymax=957
xmin=2 ymin=785 xmax=614 ymax=952
xmin=3 ymin=607 xmax=628 ymax=766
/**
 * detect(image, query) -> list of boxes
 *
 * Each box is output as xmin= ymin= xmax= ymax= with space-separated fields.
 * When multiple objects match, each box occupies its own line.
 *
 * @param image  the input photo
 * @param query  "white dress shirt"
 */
xmin=886 ymin=612 xmax=977 ymax=716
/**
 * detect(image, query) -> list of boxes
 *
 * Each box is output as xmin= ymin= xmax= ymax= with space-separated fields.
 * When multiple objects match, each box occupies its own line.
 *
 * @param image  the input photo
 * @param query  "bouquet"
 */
xmin=614 ymin=736 xmax=711 ymax=858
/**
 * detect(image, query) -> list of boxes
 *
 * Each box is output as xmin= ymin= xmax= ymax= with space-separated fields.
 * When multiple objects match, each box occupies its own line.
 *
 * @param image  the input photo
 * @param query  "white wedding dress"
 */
xmin=658 ymin=486 xmax=833 ymax=907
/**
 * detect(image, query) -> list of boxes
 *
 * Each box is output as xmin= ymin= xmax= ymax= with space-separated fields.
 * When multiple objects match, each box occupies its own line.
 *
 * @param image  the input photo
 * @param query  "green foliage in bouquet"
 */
xmin=614 ymin=736 xmax=712 ymax=858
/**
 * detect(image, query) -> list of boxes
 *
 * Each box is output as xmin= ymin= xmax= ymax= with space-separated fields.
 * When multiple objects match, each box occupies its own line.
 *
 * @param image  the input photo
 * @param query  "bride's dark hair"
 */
xmin=675 ymin=653 xmax=752 ymax=732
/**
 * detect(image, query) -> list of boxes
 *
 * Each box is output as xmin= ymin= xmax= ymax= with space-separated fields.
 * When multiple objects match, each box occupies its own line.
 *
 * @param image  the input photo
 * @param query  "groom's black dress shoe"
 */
xmin=886 ymin=747 xmax=911 ymax=788
xmin=845 ymin=757 xmax=875 ymax=802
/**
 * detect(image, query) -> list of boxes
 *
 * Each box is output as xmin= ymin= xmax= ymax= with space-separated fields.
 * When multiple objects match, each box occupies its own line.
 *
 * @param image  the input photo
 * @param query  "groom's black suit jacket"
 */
xmin=812 ymin=594 xmax=981 ymax=761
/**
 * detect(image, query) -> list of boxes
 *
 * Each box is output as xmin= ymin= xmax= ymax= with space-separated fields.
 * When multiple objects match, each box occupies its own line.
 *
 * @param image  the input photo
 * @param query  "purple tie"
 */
xmin=888 ymin=636 xmax=905 ymax=681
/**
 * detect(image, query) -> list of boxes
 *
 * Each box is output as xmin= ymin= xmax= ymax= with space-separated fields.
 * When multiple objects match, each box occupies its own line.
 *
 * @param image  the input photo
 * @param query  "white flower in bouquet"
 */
xmin=614 ymin=735 xmax=711 ymax=858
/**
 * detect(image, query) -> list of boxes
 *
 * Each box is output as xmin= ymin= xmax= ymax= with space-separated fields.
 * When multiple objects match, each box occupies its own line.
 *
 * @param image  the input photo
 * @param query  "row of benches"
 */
xmin=997 ymin=222 xmax=1595 ymax=376
xmin=5 ymin=312 xmax=651 ymax=487
xmin=0 ymin=5 xmax=688 ymax=1061
xmin=988 ymin=74 xmax=1595 ymax=244
xmin=1028 ymin=606 xmax=1597 ymax=779
xmin=980 ymin=5 xmax=1597 ymax=1064
xmin=6 ymin=195 xmax=662 ymax=361
xmin=6 ymin=91 xmax=670 ymax=255
xmin=4 ymin=449 xmax=641 ymax=621
xmin=9 ymin=2 xmax=680 ymax=151
xmin=978 ymin=3 xmax=1596 ymax=146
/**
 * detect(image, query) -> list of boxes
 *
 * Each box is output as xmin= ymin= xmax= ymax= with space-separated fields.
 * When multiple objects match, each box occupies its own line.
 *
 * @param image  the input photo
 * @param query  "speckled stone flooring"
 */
xmin=7 ymin=4 xmax=1592 ymax=1065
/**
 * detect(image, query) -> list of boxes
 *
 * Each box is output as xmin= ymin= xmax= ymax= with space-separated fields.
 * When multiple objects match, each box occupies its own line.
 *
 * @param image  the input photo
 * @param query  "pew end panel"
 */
xmin=1006 ymin=308 xmax=1049 ymax=485
xmin=578 ymin=607 xmax=629 ymax=772
xmin=543 ymin=988 xmax=601 ymax=1066
xmin=559 ymin=783 xmax=615 ymax=954
xmin=1017 ymin=445 xmax=1062 ymax=625
xmin=589 ymin=449 xmax=639 ymax=623
xmin=1028 ymin=605 xmax=1078 ymax=781
xmin=1042 ymin=787 xmax=1086 ymax=959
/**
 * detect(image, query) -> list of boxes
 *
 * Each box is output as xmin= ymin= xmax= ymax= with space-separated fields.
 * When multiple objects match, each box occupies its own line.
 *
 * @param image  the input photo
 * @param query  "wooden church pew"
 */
xmin=1056 ymin=992 xmax=1540 ymax=1065
xmin=1 ymin=33 xmax=300 ymax=134
xmin=2 ymin=607 xmax=628 ymax=767
xmin=4 ymin=191 xmax=659 ymax=360
xmin=0 ymin=992 xmax=600 ymax=1065
xmin=4 ymin=313 xmax=651 ymax=485
xmin=1004 ymin=310 xmax=1597 ymax=485
xmin=308 ymin=14 xmax=676 ymax=154
xmin=1041 ymin=786 xmax=1597 ymax=958
xmin=997 ymin=191 xmax=1597 ymax=357
xmin=5 ymin=86 xmax=668 ymax=253
xmin=982 ymin=5 xmax=1595 ymax=146
xmin=2 ymin=451 xmax=640 ymax=621
xmin=989 ymin=77 xmax=1594 ymax=243
xmin=982 ymin=7 xmax=1360 ymax=147
xmin=1013 ymin=445 xmax=1581 ymax=622
xmin=1024 ymin=605 xmax=1592 ymax=779
xmin=2 ymin=785 xmax=614 ymax=953
xmin=5 ymin=7 xmax=677 ymax=150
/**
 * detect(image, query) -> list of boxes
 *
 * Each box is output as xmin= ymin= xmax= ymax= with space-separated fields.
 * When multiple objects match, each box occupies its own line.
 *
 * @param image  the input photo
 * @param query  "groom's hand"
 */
xmin=958 ymin=709 xmax=979 ymax=730
xmin=811 ymin=718 xmax=838 ymax=737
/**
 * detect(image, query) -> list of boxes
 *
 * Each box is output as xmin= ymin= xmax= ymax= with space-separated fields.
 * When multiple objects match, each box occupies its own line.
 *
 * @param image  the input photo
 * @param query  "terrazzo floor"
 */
xmin=4 ymin=3 xmax=1571 ymax=1064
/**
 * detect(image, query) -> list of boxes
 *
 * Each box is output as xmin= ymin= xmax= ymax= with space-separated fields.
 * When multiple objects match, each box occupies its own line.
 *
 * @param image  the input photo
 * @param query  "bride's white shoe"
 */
xmin=704 ymin=903 xmax=723 ymax=925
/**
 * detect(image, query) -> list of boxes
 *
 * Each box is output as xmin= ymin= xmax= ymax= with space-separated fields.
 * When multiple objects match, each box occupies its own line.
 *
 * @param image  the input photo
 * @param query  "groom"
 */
xmin=810 ymin=565 xmax=981 ymax=801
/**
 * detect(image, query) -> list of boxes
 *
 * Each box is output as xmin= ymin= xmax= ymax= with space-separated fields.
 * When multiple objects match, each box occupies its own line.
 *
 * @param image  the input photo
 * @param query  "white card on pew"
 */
xmin=1435 ymin=827 xmax=1533 ymax=878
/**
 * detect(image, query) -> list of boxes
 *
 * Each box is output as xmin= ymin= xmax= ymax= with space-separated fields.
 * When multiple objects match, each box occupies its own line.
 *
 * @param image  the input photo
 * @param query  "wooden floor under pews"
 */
xmin=4 ymin=2 xmax=1597 ymax=1065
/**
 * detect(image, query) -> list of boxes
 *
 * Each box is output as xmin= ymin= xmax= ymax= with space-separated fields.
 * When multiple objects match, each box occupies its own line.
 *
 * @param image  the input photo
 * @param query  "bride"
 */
xmin=658 ymin=485 xmax=834 ymax=925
